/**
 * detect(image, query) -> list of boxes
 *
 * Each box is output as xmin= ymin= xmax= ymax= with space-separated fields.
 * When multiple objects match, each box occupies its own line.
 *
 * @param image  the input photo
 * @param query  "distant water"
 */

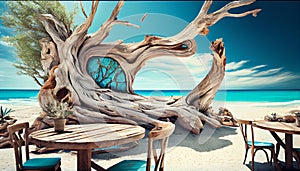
xmin=0 ymin=89 xmax=299 ymax=103
xmin=135 ymin=90 xmax=300 ymax=103
xmin=0 ymin=89 xmax=39 ymax=104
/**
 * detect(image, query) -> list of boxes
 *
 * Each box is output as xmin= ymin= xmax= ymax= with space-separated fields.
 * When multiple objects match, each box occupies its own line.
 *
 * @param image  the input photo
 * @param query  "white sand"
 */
xmin=1 ymin=100 xmax=300 ymax=171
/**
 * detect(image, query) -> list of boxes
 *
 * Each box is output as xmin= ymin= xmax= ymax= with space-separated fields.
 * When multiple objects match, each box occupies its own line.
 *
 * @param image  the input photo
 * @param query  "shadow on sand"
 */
xmin=92 ymin=123 xmax=238 ymax=160
xmin=173 ymin=124 xmax=238 ymax=152
xmin=245 ymin=161 xmax=300 ymax=171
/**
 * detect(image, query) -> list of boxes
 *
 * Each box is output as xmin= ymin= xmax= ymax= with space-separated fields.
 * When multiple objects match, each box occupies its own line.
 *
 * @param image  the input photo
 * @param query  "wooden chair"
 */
xmin=8 ymin=122 xmax=61 ymax=171
xmin=276 ymin=143 xmax=300 ymax=169
xmin=237 ymin=119 xmax=278 ymax=171
xmin=107 ymin=121 xmax=175 ymax=171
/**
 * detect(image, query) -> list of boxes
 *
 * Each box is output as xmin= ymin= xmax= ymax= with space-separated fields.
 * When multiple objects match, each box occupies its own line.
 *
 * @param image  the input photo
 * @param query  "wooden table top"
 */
xmin=253 ymin=121 xmax=300 ymax=135
xmin=29 ymin=124 xmax=145 ymax=150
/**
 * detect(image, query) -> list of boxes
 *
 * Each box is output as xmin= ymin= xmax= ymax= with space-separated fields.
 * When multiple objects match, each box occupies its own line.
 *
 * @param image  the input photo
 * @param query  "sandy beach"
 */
xmin=1 ymin=100 xmax=300 ymax=171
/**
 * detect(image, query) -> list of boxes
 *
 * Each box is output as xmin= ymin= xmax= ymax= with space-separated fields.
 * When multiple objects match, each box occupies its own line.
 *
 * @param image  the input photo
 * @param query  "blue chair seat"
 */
xmin=248 ymin=141 xmax=274 ymax=147
xmin=23 ymin=157 xmax=61 ymax=170
xmin=107 ymin=160 xmax=155 ymax=171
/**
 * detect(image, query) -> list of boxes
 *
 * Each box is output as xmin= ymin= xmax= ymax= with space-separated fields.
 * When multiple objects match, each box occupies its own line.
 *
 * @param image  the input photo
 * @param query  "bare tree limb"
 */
xmin=38 ymin=14 xmax=69 ymax=43
xmin=80 ymin=1 xmax=88 ymax=19
xmin=185 ymin=38 xmax=226 ymax=112
xmin=32 ymin=75 xmax=43 ymax=87
xmin=225 ymin=9 xmax=261 ymax=18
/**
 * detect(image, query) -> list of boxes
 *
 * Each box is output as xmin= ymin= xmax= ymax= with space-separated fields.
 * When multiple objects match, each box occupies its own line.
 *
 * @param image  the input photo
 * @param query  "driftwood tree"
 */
xmin=37 ymin=0 xmax=260 ymax=134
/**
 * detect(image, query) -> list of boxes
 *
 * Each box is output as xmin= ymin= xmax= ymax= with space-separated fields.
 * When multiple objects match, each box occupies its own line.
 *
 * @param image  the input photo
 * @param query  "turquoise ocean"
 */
xmin=0 ymin=89 xmax=299 ymax=104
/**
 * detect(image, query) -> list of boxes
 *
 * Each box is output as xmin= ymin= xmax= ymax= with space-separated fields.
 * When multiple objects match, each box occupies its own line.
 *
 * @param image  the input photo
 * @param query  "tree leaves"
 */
xmin=1 ymin=1 xmax=77 ymax=86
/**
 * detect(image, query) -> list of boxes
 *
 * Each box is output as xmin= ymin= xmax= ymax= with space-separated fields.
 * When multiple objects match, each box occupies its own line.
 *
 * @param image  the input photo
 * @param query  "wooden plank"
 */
xmin=32 ymin=131 xmax=82 ymax=141
xmin=90 ymin=134 xmax=145 ymax=149
xmin=253 ymin=121 xmax=300 ymax=135
xmin=63 ymin=126 xmax=144 ymax=143
xmin=30 ymin=124 xmax=110 ymax=141
xmin=54 ymin=124 xmax=144 ymax=143
xmin=78 ymin=126 xmax=144 ymax=141
xmin=30 ymin=124 xmax=107 ymax=137
xmin=55 ymin=125 xmax=130 ymax=142
xmin=29 ymin=124 xmax=145 ymax=149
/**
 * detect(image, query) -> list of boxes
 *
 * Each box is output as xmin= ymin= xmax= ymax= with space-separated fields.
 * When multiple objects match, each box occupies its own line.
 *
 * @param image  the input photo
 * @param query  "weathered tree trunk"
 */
xmin=186 ymin=39 xmax=226 ymax=112
xmin=37 ymin=0 xmax=260 ymax=134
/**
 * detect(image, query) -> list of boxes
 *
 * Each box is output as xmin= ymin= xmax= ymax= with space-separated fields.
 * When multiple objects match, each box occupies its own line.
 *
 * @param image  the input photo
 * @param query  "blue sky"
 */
xmin=0 ymin=1 xmax=299 ymax=90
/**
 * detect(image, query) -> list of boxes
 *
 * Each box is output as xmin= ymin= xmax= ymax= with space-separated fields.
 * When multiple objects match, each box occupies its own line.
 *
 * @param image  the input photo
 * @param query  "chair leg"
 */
xmin=251 ymin=155 xmax=255 ymax=171
xmin=270 ymin=149 xmax=273 ymax=165
xmin=271 ymin=149 xmax=279 ymax=169
xmin=251 ymin=148 xmax=255 ymax=171
xmin=275 ymin=143 xmax=280 ymax=159
xmin=243 ymin=148 xmax=249 ymax=164
xmin=261 ymin=149 xmax=270 ymax=164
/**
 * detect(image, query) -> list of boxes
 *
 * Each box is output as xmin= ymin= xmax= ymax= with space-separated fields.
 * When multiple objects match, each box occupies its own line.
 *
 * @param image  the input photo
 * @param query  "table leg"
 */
xmin=270 ymin=131 xmax=285 ymax=148
xmin=269 ymin=131 xmax=295 ymax=169
xmin=285 ymin=134 xmax=293 ymax=169
xmin=77 ymin=149 xmax=92 ymax=171
xmin=91 ymin=161 xmax=106 ymax=171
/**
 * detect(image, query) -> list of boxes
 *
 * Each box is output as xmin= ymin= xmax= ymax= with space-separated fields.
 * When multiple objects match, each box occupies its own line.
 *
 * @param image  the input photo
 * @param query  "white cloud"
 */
xmin=252 ymin=65 xmax=266 ymax=70
xmin=134 ymin=53 xmax=212 ymax=90
xmin=223 ymin=72 xmax=299 ymax=89
xmin=0 ymin=40 xmax=12 ymax=47
xmin=134 ymin=53 xmax=300 ymax=90
xmin=252 ymin=68 xmax=282 ymax=77
xmin=226 ymin=60 xmax=248 ymax=70
xmin=0 ymin=36 xmax=14 ymax=47
xmin=223 ymin=62 xmax=299 ymax=89
xmin=0 ymin=58 xmax=40 ymax=89
xmin=227 ymin=68 xmax=258 ymax=76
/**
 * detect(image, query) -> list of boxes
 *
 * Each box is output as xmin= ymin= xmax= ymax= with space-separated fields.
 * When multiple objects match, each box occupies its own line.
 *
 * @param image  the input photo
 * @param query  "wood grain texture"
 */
xmin=29 ymin=124 xmax=145 ymax=150
xmin=77 ymin=149 xmax=92 ymax=171
xmin=253 ymin=121 xmax=300 ymax=135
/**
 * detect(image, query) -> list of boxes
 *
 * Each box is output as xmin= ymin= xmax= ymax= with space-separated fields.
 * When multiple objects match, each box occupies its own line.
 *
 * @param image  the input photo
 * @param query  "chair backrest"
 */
xmin=146 ymin=121 xmax=175 ymax=171
xmin=8 ymin=122 xmax=30 ymax=171
xmin=237 ymin=119 xmax=255 ymax=148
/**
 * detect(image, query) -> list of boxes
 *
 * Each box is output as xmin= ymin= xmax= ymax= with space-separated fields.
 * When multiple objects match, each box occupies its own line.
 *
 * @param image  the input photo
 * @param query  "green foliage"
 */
xmin=44 ymin=101 xmax=73 ymax=119
xmin=1 ymin=1 xmax=78 ymax=86
xmin=0 ymin=106 xmax=14 ymax=124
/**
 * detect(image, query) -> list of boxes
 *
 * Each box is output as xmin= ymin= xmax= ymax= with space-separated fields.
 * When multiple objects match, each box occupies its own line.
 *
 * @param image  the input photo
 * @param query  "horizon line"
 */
xmin=0 ymin=88 xmax=299 ymax=91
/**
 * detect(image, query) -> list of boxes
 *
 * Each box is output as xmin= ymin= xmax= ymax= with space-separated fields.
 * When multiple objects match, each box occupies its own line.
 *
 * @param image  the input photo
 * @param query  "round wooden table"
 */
xmin=253 ymin=121 xmax=300 ymax=169
xmin=29 ymin=123 xmax=145 ymax=171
